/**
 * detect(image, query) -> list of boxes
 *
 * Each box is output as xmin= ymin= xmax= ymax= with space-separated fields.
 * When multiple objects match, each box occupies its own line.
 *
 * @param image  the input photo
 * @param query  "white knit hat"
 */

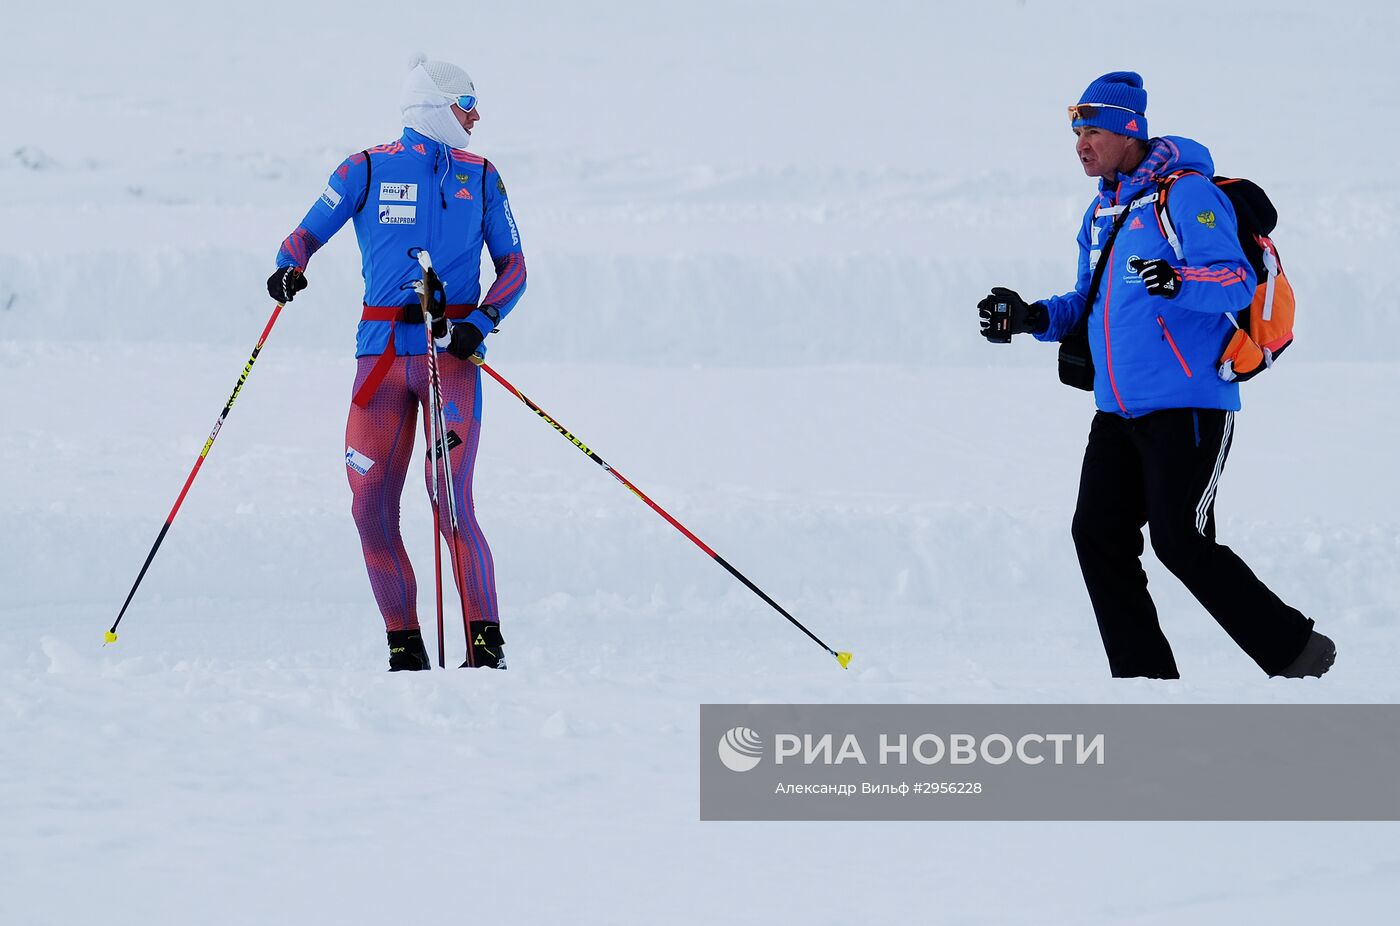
xmin=417 ymin=55 xmax=476 ymax=102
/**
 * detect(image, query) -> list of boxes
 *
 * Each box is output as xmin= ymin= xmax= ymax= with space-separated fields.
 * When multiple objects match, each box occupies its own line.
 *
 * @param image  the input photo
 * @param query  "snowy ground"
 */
xmin=4 ymin=0 xmax=1399 ymax=922
xmin=5 ymin=351 xmax=1398 ymax=923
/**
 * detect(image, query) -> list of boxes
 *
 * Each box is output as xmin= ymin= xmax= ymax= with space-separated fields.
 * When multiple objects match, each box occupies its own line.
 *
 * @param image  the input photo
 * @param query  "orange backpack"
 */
xmin=1157 ymin=171 xmax=1294 ymax=381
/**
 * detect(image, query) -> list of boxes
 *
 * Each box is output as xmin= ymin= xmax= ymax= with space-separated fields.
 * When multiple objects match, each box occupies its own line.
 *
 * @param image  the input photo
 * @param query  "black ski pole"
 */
xmin=105 ymin=302 xmax=285 ymax=643
xmin=473 ymin=358 xmax=852 ymax=670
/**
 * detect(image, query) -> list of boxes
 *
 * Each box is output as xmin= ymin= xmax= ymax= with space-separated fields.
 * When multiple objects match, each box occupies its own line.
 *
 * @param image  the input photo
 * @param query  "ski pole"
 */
xmin=416 ymin=249 xmax=474 ymax=667
xmin=431 ymin=504 xmax=445 ymax=667
xmin=421 ymin=303 xmax=447 ymax=670
xmin=106 ymin=302 xmax=285 ymax=644
xmin=472 ymin=358 xmax=852 ymax=670
xmin=427 ymin=341 xmax=473 ymax=666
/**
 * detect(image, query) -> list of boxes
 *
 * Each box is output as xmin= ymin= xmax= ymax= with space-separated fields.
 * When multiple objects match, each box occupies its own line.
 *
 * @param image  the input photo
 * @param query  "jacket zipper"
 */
xmin=1157 ymin=316 xmax=1193 ymax=377
xmin=420 ymin=145 xmax=441 ymax=358
xmin=1100 ymin=183 xmax=1129 ymax=415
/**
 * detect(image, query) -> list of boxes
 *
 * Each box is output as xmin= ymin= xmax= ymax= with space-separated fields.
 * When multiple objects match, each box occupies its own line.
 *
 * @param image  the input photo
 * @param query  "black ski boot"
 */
xmin=387 ymin=629 xmax=432 ymax=671
xmin=460 ymin=620 xmax=506 ymax=670
xmin=1274 ymin=630 xmax=1336 ymax=678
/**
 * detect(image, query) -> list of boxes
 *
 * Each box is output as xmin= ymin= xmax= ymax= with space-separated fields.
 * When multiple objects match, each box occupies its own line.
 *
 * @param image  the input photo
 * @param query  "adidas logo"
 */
xmin=1129 ymin=216 xmax=1145 ymax=230
xmin=455 ymin=188 xmax=473 ymax=200
xmin=1125 ymin=118 xmax=1139 ymax=132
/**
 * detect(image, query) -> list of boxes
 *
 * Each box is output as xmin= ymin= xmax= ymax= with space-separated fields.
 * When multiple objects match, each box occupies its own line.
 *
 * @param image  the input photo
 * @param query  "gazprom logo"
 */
xmin=379 ymin=204 xmax=416 ymax=225
xmin=718 ymin=727 xmax=764 ymax=772
xmin=345 ymin=446 xmax=375 ymax=476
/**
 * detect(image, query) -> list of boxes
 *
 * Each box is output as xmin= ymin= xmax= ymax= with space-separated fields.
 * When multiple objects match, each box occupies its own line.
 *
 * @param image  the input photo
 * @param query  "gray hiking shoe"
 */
xmin=1274 ymin=630 xmax=1336 ymax=678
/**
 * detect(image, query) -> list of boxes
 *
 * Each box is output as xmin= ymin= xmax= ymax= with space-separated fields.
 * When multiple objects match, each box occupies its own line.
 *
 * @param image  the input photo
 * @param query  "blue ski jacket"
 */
xmin=1035 ymin=136 xmax=1253 ymax=417
xmin=276 ymin=127 xmax=525 ymax=358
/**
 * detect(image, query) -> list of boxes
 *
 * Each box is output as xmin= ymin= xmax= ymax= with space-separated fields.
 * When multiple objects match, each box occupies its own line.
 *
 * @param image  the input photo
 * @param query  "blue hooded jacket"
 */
xmin=276 ymin=127 xmax=525 ymax=359
xmin=1036 ymin=136 xmax=1253 ymax=417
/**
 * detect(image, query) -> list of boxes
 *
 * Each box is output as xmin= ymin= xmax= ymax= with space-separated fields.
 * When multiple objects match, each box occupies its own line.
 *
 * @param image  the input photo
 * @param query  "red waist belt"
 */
xmin=353 ymin=302 xmax=476 ymax=407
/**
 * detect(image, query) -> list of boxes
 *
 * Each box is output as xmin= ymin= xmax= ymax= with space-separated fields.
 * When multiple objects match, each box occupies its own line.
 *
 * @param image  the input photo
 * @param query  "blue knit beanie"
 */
xmin=1073 ymin=71 xmax=1148 ymax=139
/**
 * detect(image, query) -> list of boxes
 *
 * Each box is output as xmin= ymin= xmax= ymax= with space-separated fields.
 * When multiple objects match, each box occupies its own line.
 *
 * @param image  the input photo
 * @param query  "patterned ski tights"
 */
xmin=344 ymin=353 xmax=498 ymax=633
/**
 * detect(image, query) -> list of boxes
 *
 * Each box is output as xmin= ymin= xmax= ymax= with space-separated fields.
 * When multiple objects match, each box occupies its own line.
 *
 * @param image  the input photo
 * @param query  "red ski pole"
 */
xmin=416 ymin=249 xmax=473 ymax=667
xmin=432 ymin=506 xmax=446 ymax=668
xmin=473 ymin=358 xmax=852 ymax=670
xmin=106 ymin=302 xmax=285 ymax=643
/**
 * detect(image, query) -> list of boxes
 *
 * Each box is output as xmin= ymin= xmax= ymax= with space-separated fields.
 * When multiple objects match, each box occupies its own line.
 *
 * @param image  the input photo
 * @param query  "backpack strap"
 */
xmin=1154 ymin=168 xmax=1200 ymax=261
xmin=1259 ymin=238 xmax=1280 ymax=322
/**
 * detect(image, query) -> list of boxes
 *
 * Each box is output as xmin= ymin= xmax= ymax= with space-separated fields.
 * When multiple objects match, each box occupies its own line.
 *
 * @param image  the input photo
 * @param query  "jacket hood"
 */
xmin=1106 ymin=135 xmax=1215 ymax=190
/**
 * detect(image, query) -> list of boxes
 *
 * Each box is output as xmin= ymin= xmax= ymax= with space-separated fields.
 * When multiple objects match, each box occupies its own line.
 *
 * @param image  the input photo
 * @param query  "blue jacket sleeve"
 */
xmin=276 ymin=154 xmax=367 ymax=269
xmin=467 ymin=159 xmax=526 ymax=337
xmin=1034 ymin=201 xmax=1095 ymax=342
xmin=1163 ymin=174 xmax=1256 ymax=314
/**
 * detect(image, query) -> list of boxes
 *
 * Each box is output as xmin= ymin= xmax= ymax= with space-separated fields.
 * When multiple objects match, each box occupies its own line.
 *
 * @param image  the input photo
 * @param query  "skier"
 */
xmin=976 ymin=71 xmax=1333 ymax=679
xmin=267 ymin=56 xmax=524 ymax=671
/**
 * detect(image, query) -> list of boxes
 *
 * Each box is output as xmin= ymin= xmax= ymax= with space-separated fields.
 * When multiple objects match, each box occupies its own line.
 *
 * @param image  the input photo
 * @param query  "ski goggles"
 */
xmin=1067 ymin=101 xmax=1143 ymax=123
xmin=454 ymin=94 xmax=478 ymax=112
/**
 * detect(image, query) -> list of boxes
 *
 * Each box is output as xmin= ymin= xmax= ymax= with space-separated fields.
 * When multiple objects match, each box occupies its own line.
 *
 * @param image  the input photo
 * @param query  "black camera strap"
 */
xmin=1058 ymin=194 xmax=1141 ymax=390
xmin=1087 ymin=200 xmax=1137 ymax=308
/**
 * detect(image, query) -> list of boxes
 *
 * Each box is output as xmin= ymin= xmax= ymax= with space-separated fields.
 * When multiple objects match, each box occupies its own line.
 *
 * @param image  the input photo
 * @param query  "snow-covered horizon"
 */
xmin=4 ymin=1 xmax=1398 ymax=922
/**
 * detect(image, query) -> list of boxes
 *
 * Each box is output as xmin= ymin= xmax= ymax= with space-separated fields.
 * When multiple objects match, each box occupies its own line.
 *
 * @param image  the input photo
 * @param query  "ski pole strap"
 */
xmin=353 ymin=302 xmax=477 ymax=407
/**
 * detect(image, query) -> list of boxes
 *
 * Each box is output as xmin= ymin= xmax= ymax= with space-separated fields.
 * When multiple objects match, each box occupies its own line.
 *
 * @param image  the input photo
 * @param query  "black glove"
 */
xmin=978 ymin=287 xmax=1046 ymax=342
xmin=445 ymin=320 xmax=487 ymax=360
xmin=267 ymin=266 xmax=308 ymax=304
xmin=1133 ymin=258 xmax=1181 ymax=299
xmin=419 ymin=266 xmax=449 ymax=340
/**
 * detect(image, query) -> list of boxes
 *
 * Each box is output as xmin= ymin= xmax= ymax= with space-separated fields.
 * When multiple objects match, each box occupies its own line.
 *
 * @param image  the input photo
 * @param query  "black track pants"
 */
xmin=1071 ymin=409 xmax=1314 ymax=678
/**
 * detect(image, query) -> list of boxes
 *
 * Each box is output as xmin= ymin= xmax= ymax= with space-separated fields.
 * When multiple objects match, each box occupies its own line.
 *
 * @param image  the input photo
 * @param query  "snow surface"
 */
xmin=3 ymin=1 xmax=1399 ymax=922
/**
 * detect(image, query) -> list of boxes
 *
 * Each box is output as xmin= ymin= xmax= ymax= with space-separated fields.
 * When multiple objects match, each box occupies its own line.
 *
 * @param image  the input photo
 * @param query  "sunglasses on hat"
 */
xmin=1067 ymin=101 xmax=1142 ymax=123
